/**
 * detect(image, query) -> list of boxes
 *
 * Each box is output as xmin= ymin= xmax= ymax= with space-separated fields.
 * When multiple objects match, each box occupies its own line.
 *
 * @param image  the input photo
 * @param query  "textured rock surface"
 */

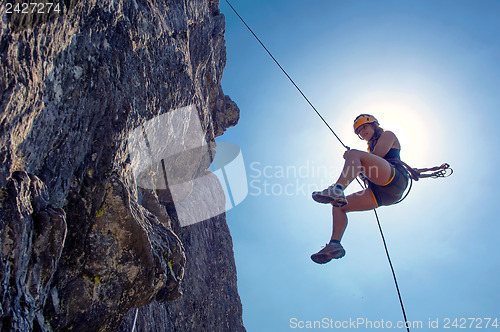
xmin=0 ymin=0 xmax=244 ymax=331
xmin=0 ymin=172 xmax=66 ymax=331
xmin=117 ymin=173 xmax=245 ymax=332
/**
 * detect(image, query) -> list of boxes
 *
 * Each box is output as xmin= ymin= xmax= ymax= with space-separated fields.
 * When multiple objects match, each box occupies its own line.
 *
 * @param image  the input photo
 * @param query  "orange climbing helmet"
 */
xmin=353 ymin=114 xmax=379 ymax=134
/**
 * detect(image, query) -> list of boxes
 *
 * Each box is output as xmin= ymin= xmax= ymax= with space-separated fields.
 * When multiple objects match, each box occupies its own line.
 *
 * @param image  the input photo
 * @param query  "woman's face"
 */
xmin=356 ymin=123 xmax=375 ymax=141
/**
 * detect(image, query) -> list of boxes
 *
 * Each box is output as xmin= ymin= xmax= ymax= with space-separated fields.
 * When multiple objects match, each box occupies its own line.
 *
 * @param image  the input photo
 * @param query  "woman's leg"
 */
xmin=311 ymin=188 xmax=378 ymax=263
xmin=335 ymin=149 xmax=393 ymax=189
xmin=331 ymin=189 xmax=378 ymax=241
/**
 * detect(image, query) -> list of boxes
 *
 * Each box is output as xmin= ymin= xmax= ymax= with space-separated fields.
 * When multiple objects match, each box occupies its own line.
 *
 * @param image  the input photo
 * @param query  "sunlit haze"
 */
xmin=220 ymin=1 xmax=500 ymax=331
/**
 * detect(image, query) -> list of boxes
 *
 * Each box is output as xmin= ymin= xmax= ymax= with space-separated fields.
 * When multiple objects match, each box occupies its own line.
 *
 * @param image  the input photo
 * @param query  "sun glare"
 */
xmin=343 ymin=93 xmax=435 ymax=166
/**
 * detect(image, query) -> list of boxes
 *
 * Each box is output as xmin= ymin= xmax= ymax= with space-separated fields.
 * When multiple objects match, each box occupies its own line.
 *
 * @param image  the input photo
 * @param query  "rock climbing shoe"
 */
xmin=312 ymin=185 xmax=347 ymax=207
xmin=311 ymin=242 xmax=346 ymax=264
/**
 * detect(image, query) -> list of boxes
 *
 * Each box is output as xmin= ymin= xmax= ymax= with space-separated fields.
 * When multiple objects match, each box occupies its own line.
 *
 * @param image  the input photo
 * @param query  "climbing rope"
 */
xmin=223 ymin=1 xmax=414 ymax=330
xmin=130 ymin=308 xmax=139 ymax=332
xmin=374 ymin=209 xmax=410 ymax=329
xmin=223 ymin=0 xmax=348 ymax=150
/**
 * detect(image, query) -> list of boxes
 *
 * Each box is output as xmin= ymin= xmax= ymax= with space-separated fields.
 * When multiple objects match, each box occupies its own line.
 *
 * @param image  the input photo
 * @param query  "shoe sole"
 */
xmin=312 ymin=193 xmax=347 ymax=207
xmin=311 ymin=249 xmax=346 ymax=264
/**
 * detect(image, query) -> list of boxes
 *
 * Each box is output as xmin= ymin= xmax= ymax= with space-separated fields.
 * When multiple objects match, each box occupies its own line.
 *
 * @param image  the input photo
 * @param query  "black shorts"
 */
xmin=367 ymin=164 xmax=409 ymax=207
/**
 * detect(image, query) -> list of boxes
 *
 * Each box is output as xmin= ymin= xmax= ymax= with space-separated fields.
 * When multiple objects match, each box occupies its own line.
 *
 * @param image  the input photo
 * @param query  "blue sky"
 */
xmin=217 ymin=0 xmax=500 ymax=331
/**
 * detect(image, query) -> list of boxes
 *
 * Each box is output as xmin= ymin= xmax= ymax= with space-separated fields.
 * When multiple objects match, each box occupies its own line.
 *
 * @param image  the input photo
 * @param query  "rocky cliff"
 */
xmin=0 ymin=0 xmax=244 ymax=331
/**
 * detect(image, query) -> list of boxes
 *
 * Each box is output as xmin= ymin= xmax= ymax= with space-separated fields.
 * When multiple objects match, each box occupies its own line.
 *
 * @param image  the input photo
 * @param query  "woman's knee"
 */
xmin=345 ymin=149 xmax=364 ymax=160
xmin=333 ymin=204 xmax=350 ymax=213
xmin=341 ymin=205 xmax=352 ymax=213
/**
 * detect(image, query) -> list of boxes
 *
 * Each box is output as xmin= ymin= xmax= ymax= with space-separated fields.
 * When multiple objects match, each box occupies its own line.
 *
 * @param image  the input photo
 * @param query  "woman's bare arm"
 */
xmin=371 ymin=131 xmax=398 ymax=157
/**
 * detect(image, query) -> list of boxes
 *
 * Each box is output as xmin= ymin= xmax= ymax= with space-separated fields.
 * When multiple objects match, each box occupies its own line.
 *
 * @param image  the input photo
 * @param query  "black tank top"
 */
xmin=383 ymin=148 xmax=401 ymax=160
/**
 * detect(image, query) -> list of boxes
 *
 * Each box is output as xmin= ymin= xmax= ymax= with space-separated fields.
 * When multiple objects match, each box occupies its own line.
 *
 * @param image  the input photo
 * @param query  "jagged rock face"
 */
xmin=0 ymin=0 xmax=243 ymax=331
xmin=117 ymin=173 xmax=245 ymax=332
xmin=0 ymin=172 xmax=66 ymax=331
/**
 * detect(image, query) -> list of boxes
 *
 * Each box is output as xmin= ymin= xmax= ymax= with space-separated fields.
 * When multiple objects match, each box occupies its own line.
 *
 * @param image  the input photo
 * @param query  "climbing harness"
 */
xmin=415 ymin=163 xmax=453 ymax=179
xmin=390 ymin=160 xmax=452 ymax=182
xmin=385 ymin=160 xmax=453 ymax=205
xmin=224 ymin=2 xmax=453 ymax=331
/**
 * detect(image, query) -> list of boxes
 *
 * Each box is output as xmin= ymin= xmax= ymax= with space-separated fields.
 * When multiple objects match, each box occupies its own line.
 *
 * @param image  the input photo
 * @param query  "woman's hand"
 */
xmin=343 ymin=147 xmax=350 ymax=159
